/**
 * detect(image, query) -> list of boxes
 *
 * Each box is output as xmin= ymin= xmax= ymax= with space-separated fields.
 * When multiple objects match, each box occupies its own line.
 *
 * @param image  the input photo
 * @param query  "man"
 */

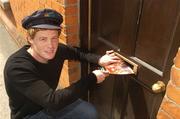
xmin=4 ymin=9 xmax=121 ymax=119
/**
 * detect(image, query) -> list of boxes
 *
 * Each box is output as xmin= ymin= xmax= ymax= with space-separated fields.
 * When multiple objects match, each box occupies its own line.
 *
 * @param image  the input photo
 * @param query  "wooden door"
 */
xmin=80 ymin=0 xmax=180 ymax=119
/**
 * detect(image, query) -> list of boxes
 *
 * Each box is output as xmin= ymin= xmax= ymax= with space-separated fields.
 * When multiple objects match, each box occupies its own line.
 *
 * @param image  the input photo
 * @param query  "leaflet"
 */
xmin=104 ymin=62 xmax=134 ymax=75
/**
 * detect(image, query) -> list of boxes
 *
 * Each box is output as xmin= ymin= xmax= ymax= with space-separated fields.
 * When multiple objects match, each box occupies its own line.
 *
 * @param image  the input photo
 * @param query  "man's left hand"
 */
xmin=98 ymin=50 xmax=122 ymax=67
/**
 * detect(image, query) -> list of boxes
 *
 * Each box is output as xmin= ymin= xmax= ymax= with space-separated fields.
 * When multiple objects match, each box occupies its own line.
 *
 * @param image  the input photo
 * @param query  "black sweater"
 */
xmin=4 ymin=43 xmax=100 ymax=119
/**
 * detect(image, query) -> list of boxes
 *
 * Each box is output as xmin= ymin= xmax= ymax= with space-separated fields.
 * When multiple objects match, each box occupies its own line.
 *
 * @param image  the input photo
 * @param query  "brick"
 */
xmin=60 ymin=24 xmax=65 ymax=31
xmin=59 ymin=5 xmax=65 ymax=15
xmin=59 ymin=33 xmax=67 ymax=42
xmin=69 ymin=68 xmax=80 ymax=83
xmin=64 ymin=0 xmax=77 ymax=5
xmin=34 ymin=2 xmax=40 ymax=10
xmin=60 ymin=33 xmax=79 ymax=46
xmin=68 ymin=61 xmax=80 ymax=69
xmin=51 ymin=1 xmax=61 ymax=12
xmin=39 ymin=0 xmax=46 ymax=4
xmin=62 ymin=25 xmax=78 ymax=35
xmin=64 ymin=5 xmax=78 ymax=15
xmin=64 ymin=15 xmax=78 ymax=26
xmin=60 ymin=32 xmax=74 ymax=41
xmin=59 ymin=39 xmax=66 ymax=44
xmin=63 ymin=60 xmax=69 ymax=68
xmin=166 ymin=82 xmax=180 ymax=104
xmin=171 ymin=65 xmax=180 ymax=87
xmin=39 ymin=3 xmax=45 ymax=9
xmin=67 ymin=34 xmax=79 ymax=46
xmin=57 ymin=0 xmax=64 ymax=5
xmin=59 ymin=6 xmax=76 ymax=17
xmin=59 ymin=64 xmax=70 ymax=89
xmin=60 ymin=34 xmax=79 ymax=46
xmin=68 ymin=63 xmax=80 ymax=74
xmin=174 ymin=47 xmax=180 ymax=68
xmin=160 ymin=97 xmax=180 ymax=119
xmin=67 ymin=61 xmax=79 ymax=72
xmin=46 ymin=0 xmax=52 ymax=7
xmin=157 ymin=109 xmax=172 ymax=119
xmin=45 ymin=4 xmax=52 ymax=9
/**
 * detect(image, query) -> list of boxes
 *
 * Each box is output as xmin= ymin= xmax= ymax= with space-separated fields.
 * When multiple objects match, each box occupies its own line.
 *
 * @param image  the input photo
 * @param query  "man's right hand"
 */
xmin=92 ymin=70 xmax=109 ymax=83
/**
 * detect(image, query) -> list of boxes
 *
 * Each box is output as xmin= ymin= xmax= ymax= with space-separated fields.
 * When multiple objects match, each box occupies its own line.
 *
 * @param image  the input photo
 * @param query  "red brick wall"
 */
xmin=9 ymin=0 xmax=80 ymax=88
xmin=157 ymin=47 xmax=180 ymax=119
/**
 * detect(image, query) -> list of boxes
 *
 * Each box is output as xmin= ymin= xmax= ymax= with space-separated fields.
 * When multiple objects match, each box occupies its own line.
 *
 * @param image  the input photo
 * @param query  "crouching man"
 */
xmin=4 ymin=9 xmax=121 ymax=119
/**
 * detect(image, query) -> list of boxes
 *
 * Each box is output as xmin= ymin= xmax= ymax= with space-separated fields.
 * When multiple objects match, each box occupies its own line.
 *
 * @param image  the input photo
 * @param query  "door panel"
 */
xmin=135 ymin=0 xmax=179 ymax=71
xmin=80 ymin=0 xmax=180 ymax=119
xmin=90 ymin=0 xmax=141 ymax=118
xmin=91 ymin=0 xmax=140 ymax=55
xmin=90 ymin=76 xmax=115 ymax=119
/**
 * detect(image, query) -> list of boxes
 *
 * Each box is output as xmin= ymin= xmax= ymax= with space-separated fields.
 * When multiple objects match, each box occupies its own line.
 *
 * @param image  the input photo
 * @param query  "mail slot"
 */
xmin=103 ymin=52 xmax=138 ymax=75
xmin=114 ymin=52 xmax=138 ymax=75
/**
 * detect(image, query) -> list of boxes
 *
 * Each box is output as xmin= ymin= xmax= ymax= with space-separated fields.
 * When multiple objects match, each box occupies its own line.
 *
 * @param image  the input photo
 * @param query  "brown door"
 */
xmin=80 ymin=0 xmax=180 ymax=119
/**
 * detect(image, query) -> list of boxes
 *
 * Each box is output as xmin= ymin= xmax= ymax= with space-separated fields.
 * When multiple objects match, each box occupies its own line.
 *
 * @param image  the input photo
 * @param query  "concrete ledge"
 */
xmin=0 ymin=7 xmax=26 ymax=47
xmin=0 ymin=0 xmax=10 ymax=10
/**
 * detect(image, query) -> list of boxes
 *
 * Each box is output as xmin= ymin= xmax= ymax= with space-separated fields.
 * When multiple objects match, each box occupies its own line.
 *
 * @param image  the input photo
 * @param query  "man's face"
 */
xmin=29 ymin=29 xmax=59 ymax=63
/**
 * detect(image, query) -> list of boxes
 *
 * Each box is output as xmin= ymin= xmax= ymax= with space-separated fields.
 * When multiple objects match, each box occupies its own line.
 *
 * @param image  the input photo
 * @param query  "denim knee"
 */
xmin=58 ymin=99 xmax=98 ymax=119
xmin=77 ymin=100 xmax=98 ymax=119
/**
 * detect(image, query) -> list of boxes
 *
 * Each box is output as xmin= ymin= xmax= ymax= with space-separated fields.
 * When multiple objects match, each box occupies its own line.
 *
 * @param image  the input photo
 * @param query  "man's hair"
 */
xmin=27 ymin=28 xmax=61 ymax=39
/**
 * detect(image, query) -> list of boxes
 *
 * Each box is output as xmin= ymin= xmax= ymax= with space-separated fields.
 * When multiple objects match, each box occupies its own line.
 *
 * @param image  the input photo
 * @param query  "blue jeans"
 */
xmin=25 ymin=99 xmax=98 ymax=119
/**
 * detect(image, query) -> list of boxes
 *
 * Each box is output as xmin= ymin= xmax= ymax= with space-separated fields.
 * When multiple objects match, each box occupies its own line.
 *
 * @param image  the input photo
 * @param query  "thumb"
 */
xmin=102 ymin=70 xmax=109 ymax=76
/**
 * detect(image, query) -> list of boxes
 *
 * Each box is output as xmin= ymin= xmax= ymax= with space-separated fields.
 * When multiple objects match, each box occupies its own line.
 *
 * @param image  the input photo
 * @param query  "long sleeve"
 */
xmin=5 ymin=61 xmax=97 ymax=111
xmin=4 ymin=45 xmax=100 ymax=118
xmin=57 ymin=43 xmax=101 ymax=64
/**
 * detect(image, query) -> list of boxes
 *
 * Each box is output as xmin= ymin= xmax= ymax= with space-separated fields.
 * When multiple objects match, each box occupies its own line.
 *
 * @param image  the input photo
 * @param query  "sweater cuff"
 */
xmin=95 ymin=55 xmax=102 ymax=65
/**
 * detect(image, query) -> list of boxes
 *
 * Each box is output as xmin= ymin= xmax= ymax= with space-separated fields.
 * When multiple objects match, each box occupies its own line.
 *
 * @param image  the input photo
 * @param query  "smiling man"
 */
xmin=4 ymin=9 xmax=121 ymax=119
xmin=27 ymin=29 xmax=60 ymax=63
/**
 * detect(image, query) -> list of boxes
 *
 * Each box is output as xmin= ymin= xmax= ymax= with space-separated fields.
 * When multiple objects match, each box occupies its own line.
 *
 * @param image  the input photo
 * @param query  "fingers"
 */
xmin=106 ymin=51 xmax=121 ymax=60
xmin=93 ymin=69 xmax=109 ymax=83
xmin=100 ymin=50 xmax=124 ymax=67
xmin=108 ymin=53 xmax=116 ymax=57
xmin=106 ymin=50 xmax=114 ymax=55
xmin=102 ymin=70 xmax=109 ymax=73
xmin=102 ymin=70 xmax=109 ymax=77
xmin=111 ymin=56 xmax=121 ymax=60
xmin=107 ymin=60 xmax=120 ymax=65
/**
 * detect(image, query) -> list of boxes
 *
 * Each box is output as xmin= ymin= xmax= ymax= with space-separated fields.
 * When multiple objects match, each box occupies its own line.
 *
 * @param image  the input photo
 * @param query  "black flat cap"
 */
xmin=22 ymin=9 xmax=63 ymax=29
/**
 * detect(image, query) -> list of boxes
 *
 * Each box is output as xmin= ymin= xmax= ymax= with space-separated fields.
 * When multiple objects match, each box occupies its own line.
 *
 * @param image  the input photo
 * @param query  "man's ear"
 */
xmin=26 ymin=35 xmax=33 ymax=44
